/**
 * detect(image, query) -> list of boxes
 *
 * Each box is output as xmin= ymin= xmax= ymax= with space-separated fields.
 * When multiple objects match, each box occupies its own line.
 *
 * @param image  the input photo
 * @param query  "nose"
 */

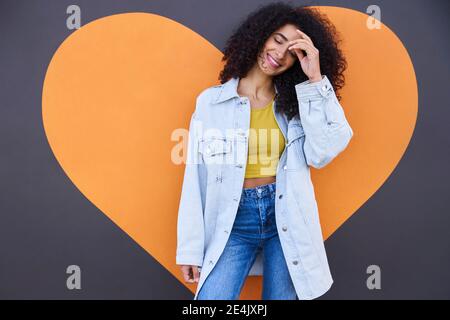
xmin=274 ymin=51 xmax=287 ymax=63
xmin=276 ymin=45 xmax=290 ymax=59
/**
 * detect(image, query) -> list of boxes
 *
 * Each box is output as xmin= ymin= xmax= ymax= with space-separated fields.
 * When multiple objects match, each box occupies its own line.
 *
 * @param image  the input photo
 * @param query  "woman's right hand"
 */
xmin=180 ymin=265 xmax=200 ymax=283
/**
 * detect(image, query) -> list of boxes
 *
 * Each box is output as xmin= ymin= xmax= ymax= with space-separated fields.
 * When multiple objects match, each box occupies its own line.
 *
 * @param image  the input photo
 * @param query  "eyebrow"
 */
xmin=273 ymin=32 xmax=289 ymax=41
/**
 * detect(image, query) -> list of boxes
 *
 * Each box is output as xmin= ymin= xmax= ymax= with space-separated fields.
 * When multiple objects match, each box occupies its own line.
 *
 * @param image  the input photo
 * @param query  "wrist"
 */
xmin=309 ymin=74 xmax=322 ymax=83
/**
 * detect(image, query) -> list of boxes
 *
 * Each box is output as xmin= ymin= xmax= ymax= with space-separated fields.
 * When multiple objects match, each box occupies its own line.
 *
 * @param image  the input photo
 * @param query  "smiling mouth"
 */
xmin=266 ymin=53 xmax=281 ymax=68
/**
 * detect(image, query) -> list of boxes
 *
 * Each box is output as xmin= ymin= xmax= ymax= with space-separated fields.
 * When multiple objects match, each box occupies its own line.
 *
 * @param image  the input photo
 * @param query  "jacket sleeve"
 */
xmin=175 ymin=101 xmax=206 ymax=267
xmin=295 ymin=75 xmax=354 ymax=169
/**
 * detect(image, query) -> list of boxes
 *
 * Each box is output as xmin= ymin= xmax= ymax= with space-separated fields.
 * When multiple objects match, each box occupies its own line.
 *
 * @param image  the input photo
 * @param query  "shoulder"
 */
xmin=194 ymin=84 xmax=223 ymax=113
xmin=197 ymin=83 xmax=223 ymax=102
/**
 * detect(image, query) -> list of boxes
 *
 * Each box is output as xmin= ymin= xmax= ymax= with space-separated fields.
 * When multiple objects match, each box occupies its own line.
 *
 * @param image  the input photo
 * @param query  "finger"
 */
xmin=289 ymin=41 xmax=317 ymax=56
xmin=288 ymin=33 xmax=312 ymax=48
xmin=289 ymin=39 xmax=318 ymax=55
xmin=181 ymin=268 xmax=190 ymax=283
xmin=287 ymin=43 xmax=303 ymax=59
xmin=181 ymin=266 xmax=194 ymax=283
xmin=192 ymin=266 xmax=200 ymax=283
xmin=295 ymin=29 xmax=314 ymax=47
xmin=288 ymin=39 xmax=310 ymax=49
xmin=290 ymin=46 xmax=305 ymax=60
xmin=293 ymin=40 xmax=318 ymax=56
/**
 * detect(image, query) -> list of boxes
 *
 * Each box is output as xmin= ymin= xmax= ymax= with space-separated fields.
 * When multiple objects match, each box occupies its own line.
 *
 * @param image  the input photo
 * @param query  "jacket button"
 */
xmin=209 ymin=260 xmax=214 ymax=265
xmin=292 ymin=260 xmax=298 ymax=265
xmin=233 ymin=198 xmax=239 ymax=202
xmin=278 ymin=194 xmax=283 ymax=199
xmin=236 ymin=164 xmax=243 ymax=168
xmin=283 ymin=165 xmax=287 ymax=170
xmin=282 ymin=226 xmax=287 ymax=232
xmin=322 ymin=85 xmax=327 ymax=91
xmin=224 ymin=230 xmax=229 ymax=234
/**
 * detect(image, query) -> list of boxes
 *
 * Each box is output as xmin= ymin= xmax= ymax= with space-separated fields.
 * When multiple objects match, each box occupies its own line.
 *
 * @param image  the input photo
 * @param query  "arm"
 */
xmin=295 ymin=75 xmax=354 ymax=169
xmin=175 ymin=101 xmax=206 ymax=267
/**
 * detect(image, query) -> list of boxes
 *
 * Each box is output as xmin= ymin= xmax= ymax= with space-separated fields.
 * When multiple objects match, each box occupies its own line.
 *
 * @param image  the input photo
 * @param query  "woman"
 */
xmin=176 ymin=2 xmax=353 ymax=300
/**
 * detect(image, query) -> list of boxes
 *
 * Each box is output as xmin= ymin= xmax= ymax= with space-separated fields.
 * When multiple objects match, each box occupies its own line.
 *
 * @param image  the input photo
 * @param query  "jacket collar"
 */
xmin=212 ymin=77 xmax=279 ymax=105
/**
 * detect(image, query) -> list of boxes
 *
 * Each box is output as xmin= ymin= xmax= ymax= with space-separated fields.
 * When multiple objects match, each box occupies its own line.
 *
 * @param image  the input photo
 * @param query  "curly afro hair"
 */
xmin=218 ymin=1 xmax=347 ymax=121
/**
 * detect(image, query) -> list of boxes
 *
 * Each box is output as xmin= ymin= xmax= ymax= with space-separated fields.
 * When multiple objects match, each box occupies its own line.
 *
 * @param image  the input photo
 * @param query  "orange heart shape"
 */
xmin=42 ymin=7 xmax=417 ymax=299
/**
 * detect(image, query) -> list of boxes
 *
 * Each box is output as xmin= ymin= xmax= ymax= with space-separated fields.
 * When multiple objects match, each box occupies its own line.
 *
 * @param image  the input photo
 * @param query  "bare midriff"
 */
xmin=243 ymin=175 xmax=276 ymax=189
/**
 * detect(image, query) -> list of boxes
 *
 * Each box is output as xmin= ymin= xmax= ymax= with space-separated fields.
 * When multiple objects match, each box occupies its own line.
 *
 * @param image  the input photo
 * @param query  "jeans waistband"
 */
xmin=242 ymin=181 xmax=276 ymax=199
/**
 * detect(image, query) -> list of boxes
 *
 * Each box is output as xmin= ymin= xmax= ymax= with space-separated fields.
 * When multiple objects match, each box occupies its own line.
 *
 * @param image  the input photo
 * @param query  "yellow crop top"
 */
xmin=245 ymin=99 xmax=286 ymax=178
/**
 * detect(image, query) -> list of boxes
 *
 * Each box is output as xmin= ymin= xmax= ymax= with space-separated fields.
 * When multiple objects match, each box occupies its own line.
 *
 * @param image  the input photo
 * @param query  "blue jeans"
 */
xmin=197 ymin=181 xmax=298 ymax=300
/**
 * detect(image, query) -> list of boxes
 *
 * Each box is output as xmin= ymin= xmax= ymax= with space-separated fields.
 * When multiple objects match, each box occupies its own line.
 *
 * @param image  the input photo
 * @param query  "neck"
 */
xmin=238 ymin=66 xmax=276 ymax=101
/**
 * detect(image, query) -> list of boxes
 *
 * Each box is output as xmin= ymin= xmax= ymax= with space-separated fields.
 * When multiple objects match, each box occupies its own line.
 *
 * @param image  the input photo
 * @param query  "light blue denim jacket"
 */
xmin=176 ymin=75 xmax=353 ymax=300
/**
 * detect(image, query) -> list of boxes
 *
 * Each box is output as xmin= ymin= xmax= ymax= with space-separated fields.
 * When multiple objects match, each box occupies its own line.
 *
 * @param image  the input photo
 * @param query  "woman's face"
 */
xmin=257 ymin=24 xmax=300 ymax=76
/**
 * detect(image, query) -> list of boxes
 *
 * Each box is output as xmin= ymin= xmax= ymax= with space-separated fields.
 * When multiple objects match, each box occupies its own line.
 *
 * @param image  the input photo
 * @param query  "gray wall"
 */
xmin=0 ymin=0 xmax=449 ymax=299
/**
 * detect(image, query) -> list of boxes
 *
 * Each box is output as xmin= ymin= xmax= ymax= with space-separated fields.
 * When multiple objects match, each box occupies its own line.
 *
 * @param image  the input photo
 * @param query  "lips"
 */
xmin=266 ymin=53 xmax=281 ymax=68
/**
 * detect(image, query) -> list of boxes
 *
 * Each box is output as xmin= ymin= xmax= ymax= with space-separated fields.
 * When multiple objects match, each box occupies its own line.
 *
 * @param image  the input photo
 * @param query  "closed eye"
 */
xmin=275 ymin=37 xmax=296 ymax=58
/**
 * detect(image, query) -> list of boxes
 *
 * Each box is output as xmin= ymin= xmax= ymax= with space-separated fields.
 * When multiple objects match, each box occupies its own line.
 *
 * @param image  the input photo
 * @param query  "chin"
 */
xmin=258 ymin=64 xmax=278 ymax=75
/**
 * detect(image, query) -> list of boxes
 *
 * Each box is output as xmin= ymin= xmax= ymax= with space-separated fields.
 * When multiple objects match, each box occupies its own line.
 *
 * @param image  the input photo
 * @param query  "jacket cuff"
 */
xmin=176 ymin=251 xmax=204 ymax=267
xmin=295 ymin=75 xmax=335 ymax=100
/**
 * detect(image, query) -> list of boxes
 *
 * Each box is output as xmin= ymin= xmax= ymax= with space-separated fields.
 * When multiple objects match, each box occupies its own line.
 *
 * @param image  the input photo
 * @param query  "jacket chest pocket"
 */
xmin=285 ymin=124 xmax=306 ymax=171
xmin=198 ymin=136 xmax=233 ymax=184
xmin=199 ymin=136 xmax=232 ymax=158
